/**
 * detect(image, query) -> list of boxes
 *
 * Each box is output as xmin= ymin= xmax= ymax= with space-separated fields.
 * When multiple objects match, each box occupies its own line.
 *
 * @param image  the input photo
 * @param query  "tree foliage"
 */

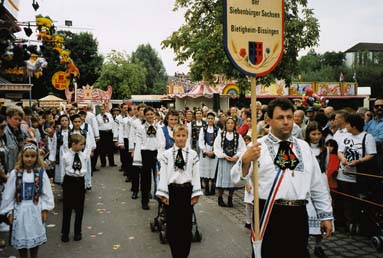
xmin=161 ymin=0 xmax=320 ymax=90
xmin=62 ymin=31 xmax=104 ymax=87
xmin=131 ymin=44 xmax=168 ymax=95
xmin=94 ymin=50 xmax=147 ymax=99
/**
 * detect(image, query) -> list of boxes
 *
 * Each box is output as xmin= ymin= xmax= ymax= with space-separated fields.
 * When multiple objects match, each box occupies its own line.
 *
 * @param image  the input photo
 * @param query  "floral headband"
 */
xmin=23 ymin=142 xmax=38 ymax=152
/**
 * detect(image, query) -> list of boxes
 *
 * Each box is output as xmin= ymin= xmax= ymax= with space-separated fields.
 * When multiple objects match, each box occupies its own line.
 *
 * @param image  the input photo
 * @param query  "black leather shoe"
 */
xmin=93 ymin=168 xmax=100 ymax=172
xmin=131 ymin=192 xmax=138 ymax=199
xmin=110 ymin=164 xmax=117 ymax=167
xmin=125 ymin=177 xmax=132 ymax=183
xmin=74 ymin=234 xmax=82 ymax=241
xmin=101 ymin=164 xmax=106 ymax=168
xmin=142 ymin=203 xmax=150 ymax=210
xmin=61 ymin=235 xmax=69 ymax=242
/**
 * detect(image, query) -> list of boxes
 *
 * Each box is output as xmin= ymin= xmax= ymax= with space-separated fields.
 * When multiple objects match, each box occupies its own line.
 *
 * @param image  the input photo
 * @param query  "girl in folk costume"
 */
xmin=161 ymin=110 xmax=180 ymax=151
xmin=305 ymin=121 xmax=332 ymax=258
xmin=0 ymin=142 xmax=54 ymax=258
xmin=213 ymin=117 xmax=246 ymax=207
xmin=198 ymin=111 xmax=220 ymax=195
xmin=189 ymin=108 xmax=206 ymax=155
xmin=156 ymin=124 xmax=202 ymax=258
xmin=53 ymin=115 xmax=71 ymax=184
xmin=68 ymin=114 xmax=96 ymax=189
xmin=134 ymin=107 xmax=165 ymax=210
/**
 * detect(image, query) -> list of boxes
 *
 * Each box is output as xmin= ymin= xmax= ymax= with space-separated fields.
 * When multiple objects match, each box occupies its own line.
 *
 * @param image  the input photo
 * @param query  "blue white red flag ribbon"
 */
xmin=251 ymin=168 xmax=285 ymax=258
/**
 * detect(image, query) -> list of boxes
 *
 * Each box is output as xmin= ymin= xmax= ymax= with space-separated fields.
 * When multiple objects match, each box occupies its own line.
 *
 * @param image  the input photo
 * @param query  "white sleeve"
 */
xmin=310 ymin=151 xmax=334 ymax=221
xmin=118 ymin=121 xmax=124 ymax=145
xmin=198 ymin=128 xmax=205 ymax=151
xmin=128 ymin=122 xmax=136 ymax=151
xmin=41 ymin=170 xmax=55 ymax=211
xmin=0 ymin=170 xmax=16 ymax=215
xmin=235 ymin=134 xmax=246 ymax=158
xmin=91 ymin=116 xmax=100 ymax=139
xmin=365 ymin=133 xmax=377 ymax=155
xmin=213 ymin=133 xmax=225 ymax=158
xmin=48 ymin=134 xmax=57 ymax=161
xmin=156 ymin=127 xmax=166 ymax=161
xmin=191 ymin=153 xmax=203 ymax=198
xmin=156 ymin=154 xmax=170 ymax=199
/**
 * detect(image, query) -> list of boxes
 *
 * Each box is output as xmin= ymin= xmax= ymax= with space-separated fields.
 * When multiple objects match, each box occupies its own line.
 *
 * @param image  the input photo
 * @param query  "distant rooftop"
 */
xmin=345 ymin=42 xmax=383 ymax=53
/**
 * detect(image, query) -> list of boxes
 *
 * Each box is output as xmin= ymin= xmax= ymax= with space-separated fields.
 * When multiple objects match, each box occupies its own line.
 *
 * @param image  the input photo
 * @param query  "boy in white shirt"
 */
xmin=61 ymin=134 xmax=87 ymax=243
xmin=156 ymin=124 xmax=202 ymax=258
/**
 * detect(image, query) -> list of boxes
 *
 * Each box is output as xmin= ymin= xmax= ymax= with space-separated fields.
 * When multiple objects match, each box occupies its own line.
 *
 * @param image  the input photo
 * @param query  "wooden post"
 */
xmin=250 ymin=77 xmax=260 ymax=240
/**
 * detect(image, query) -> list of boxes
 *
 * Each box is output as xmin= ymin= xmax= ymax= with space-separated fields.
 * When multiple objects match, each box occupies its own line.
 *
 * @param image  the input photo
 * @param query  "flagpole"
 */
xmin=250 ymin=76 xmax=260 ymax=240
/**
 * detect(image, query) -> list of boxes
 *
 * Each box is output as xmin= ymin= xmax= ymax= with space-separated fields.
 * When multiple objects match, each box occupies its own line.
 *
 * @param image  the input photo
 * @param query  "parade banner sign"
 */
xmin=51 ymin=71 xmax=70 ymax=90
xmin=223 ymin=0 xmax=284 ymax=76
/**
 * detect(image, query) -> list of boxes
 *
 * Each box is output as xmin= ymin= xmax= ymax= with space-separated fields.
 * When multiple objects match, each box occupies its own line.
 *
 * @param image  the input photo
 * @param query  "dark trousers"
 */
xmin=140 ymin=150 xmax=158 ymax=205
xmin=252 ymin=199 xmax=309 ymax=258
xmin=337 ymin=180 xmax=359 ymax=226
xmin=121 ymin=139 xmax=133 ymax=177
xmin=61 ymin=175 xmax=85 ymax=236
xmin=131 ymin=166 xmax=141 ymax=193
xmin=166 ymin=183 xmax=193 ymax=258
xmin=98 ymin=130 xmax=115 ymax=166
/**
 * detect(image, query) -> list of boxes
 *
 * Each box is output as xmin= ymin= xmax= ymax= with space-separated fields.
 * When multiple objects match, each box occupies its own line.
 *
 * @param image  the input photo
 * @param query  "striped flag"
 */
xmin=251 ymin=168 xmax=286 ymax=258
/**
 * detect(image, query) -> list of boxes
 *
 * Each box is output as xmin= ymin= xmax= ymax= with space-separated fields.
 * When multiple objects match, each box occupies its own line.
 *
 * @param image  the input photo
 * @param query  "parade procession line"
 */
xmin=0 ymin=160 xmax=251 ymax=258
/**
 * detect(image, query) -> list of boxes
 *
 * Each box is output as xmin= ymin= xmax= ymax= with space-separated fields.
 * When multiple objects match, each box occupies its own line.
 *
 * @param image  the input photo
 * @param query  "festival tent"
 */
xmin=173 ymin=83 xmax=229 ymax=111
xmin=38 ymin=93 xmax=66 ymax=108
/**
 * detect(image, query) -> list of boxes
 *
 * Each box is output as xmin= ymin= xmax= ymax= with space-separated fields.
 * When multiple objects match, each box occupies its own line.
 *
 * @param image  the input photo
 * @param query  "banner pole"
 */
xmin=250 ymin=77 xmax=260 ymax=240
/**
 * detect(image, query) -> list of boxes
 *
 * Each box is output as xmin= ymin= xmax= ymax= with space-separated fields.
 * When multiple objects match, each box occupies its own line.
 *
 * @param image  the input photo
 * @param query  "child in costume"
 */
xmin=61 ymin=134 xmax=88 ymax=242
xmin=0 ymin=142 xmax=54 ymax=258
xmin=156 ymin=124 xmax=202 ymax=258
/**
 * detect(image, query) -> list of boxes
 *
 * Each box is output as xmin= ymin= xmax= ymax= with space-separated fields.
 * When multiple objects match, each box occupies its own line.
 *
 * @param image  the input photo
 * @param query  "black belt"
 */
xmin=169 ymin=182 xmax=192 ymax=189
xmin=274 ymin=199 xmax=308 ymax=207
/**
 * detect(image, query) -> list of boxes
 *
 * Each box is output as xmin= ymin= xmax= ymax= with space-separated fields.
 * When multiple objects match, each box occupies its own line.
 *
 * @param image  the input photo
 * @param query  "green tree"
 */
xmin=298 ymin=49 xmax=321 ymax=73
xmin=131 ymin=44 xmax=168 ymax=94
xmin=161 ymin=0 xmax=320 ymax=89
xmin=321 ymin=51 xmax=345 ymax=67
xmin=95 ymin=50 xmax=147 ymax=99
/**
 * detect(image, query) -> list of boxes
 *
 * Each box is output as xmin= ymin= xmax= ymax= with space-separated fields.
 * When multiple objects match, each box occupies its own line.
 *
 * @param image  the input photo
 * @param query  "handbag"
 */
xmin=355 ymin=132 xmax=379 ymax=194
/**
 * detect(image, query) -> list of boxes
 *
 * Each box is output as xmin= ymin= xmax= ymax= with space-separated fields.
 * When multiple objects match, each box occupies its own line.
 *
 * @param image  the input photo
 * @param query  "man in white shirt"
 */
xmin=232 ymin=98 xmax=333 ymax=258
xmin=95 ymin=104 xmax=116 ymax=167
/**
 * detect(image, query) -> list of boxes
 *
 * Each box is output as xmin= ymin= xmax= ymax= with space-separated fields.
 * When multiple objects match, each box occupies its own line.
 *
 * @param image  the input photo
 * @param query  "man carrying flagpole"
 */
xmin=232 ymin=98 xmax=333 ymax=258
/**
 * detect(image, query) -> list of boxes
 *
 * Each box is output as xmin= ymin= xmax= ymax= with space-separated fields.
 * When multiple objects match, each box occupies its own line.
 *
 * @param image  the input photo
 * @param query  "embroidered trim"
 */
xmin=317 ymin=211 xmax=333 ymax=220
xmin=265 ymin=135 xmax=304 ymax=172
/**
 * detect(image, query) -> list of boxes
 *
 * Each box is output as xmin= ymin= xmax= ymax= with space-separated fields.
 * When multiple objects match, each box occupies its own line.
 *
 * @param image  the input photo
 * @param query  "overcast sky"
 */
xmin=15 ymin=0 xmax=383 ymax=76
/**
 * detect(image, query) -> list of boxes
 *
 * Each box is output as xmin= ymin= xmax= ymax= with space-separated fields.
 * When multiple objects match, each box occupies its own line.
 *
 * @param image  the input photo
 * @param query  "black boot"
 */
xmin=218 ymin=196 xmax=227 ymax=207
xmin=210 ymin=182 xmax=216 ymax=196
xmin=228 ymin=196 xmax=233 ymax=207
xmin=204 ymin=179 xmax=209 ymax=195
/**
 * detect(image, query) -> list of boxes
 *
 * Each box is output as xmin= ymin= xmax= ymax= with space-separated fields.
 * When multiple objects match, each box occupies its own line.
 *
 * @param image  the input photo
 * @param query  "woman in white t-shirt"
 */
xmin=337 ymin=114 xmax=377 ymax=232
